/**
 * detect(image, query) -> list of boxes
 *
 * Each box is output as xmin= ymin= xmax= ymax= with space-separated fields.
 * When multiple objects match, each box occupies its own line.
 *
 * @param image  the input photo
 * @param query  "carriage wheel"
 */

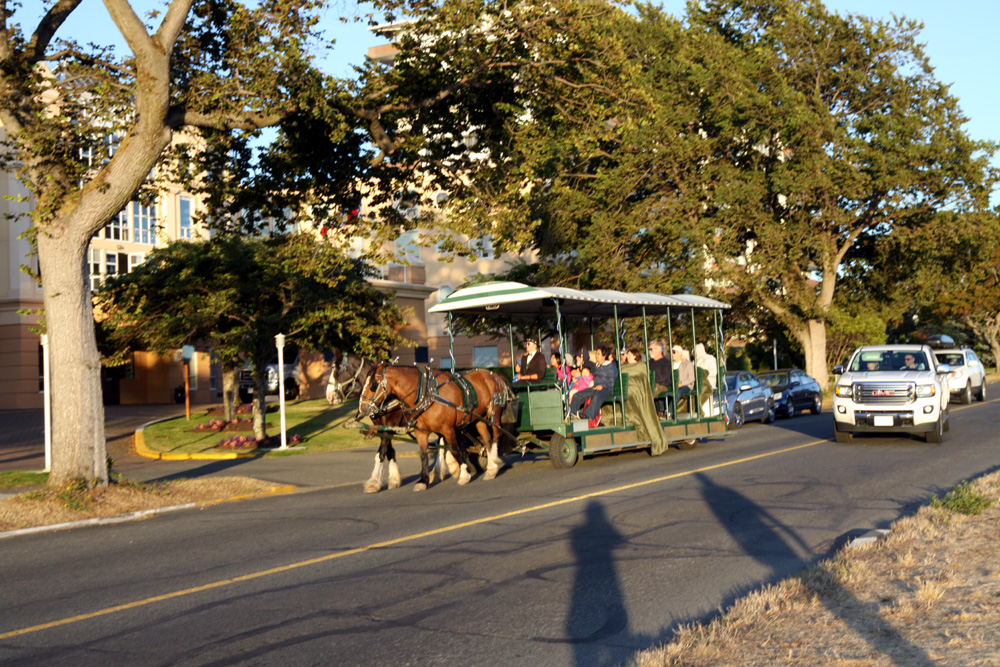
xmin=676 ymin=438 xmax=698 ymax=451
xmin=549 ymin=434 xmax=579 ymax=469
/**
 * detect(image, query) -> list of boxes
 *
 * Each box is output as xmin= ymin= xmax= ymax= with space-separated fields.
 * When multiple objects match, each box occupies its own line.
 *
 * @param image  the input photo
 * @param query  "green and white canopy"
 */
xmin=428 ymin=281 xmax=730 ymax=318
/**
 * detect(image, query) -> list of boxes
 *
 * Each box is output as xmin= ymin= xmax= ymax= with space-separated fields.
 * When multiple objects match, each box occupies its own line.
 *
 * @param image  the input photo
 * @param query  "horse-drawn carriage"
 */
xmin=331 ymin=281 xmax=731 ymax=491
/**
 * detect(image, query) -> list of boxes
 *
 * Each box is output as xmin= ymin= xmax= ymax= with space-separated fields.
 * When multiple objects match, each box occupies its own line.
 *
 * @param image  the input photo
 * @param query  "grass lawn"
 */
xmin=140 ymin=399 xmax=390 ymax=455
xmin=0 ymin=471 xmax=49 ymax=489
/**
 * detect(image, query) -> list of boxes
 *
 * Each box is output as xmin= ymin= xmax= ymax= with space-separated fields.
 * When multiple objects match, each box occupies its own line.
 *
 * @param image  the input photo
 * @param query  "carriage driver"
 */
xmin=569 ymin=342 xmax=618 ymax=424
xmin=515 ymin=338 xmax=547 ymax=383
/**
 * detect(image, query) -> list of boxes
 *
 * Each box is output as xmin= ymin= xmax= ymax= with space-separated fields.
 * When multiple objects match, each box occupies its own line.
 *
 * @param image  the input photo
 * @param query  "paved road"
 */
xmin=2 ymin=392 xmax=998 ymax=665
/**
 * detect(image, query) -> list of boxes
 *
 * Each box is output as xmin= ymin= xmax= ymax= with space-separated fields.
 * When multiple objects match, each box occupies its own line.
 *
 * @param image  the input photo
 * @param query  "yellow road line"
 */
xmin=1 ymin=438 xmax=826 ymax=641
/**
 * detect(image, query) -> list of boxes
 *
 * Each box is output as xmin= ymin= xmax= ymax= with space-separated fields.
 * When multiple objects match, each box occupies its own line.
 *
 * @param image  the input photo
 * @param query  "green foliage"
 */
xmin=95 ymin=233 xmax=407 ymax=361
xmin=25 ymin=479 xmax=92 ymax=512
xmin=0 ymin=471 xmax=49 ymax=490
xmin=930 ymin=481 xmax=997 ymax=517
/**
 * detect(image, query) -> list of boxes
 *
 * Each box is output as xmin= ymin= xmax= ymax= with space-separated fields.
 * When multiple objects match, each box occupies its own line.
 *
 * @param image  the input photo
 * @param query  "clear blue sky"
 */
xmin=39 ymin=1 xmax=1000 ymax=156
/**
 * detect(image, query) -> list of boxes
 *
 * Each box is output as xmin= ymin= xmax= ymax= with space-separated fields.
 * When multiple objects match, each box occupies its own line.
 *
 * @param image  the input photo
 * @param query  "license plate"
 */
xmin=873 ymin=415 xmax=894 ymax=427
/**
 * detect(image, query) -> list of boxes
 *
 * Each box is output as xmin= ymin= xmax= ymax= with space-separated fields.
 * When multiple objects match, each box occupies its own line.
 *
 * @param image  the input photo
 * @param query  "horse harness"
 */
xmin=366 ymin=365 xmax=479 ymax=429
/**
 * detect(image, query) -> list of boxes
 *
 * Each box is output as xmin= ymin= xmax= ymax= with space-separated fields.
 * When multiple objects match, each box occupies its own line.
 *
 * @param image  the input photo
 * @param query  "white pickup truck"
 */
xmin=832 ymin=345 xmax=951 ymax=443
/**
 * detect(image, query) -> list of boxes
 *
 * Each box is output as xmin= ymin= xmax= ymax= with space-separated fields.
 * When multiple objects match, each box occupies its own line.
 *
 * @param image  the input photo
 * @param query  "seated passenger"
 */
xmin=569 ymin=343 xmax=618 ymax=423
xmin=648 ymin=341 xmax=673 ymax=395
xmin=568 ymin=362 xmax=595 ymax=402
xmin=515 ymin=339 xmax=547 ymax=383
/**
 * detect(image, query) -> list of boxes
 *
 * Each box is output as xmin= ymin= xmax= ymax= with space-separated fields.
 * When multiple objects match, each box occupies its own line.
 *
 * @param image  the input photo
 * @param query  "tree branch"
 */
xmin=165 ymin=108 xmax=287 ymax=131
xmin=25 ymin=0 xmax=85 ymax=64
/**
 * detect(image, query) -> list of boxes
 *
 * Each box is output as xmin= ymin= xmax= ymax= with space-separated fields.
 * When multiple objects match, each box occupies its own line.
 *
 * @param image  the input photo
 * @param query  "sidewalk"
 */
xmin=0 ymin=405 xmax=377 ymax=490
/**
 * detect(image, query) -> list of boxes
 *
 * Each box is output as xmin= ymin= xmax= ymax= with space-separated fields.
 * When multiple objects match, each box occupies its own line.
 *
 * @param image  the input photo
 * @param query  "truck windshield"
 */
xmin=851 ymin=351 xmax=928 ymax=372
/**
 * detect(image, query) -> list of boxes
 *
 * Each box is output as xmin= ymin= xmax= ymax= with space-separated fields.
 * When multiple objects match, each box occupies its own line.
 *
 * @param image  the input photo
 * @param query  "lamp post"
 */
xmin=275 ymin=333 xmax=287 ymax=450
xmin=41 ymin=334 xmax=51 ymax=472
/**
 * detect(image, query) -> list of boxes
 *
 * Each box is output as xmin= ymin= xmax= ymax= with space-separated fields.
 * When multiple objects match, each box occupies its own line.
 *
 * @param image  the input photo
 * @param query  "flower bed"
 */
xmin=215 ymin=433 xmax=305 ymax=450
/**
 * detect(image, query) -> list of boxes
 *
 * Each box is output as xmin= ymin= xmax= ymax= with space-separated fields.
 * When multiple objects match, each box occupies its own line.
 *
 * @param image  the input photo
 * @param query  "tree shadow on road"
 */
xmin=692 ymin=472 xmax=935 ymax=666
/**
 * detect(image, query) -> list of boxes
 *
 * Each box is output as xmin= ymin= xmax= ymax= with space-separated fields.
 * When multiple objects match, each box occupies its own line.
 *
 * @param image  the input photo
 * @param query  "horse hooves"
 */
xmin=413 ymin=482 xmax=428 ymax=492
xmin=484 ymin=469 xmax=499 ymax=481
xmin=388 ymin=478 xmax=401 ymax=490
xmin=457 ymin=475 xmax=471 ymax=486
xmin=363 ymin=480 xmax=381 ymax=494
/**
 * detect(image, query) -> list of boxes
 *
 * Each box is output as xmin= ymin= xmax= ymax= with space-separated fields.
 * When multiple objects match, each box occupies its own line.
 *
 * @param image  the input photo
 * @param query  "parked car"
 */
xmin=238 ymin=345 xmax=301 ymax=403
xmin=832 ymin=345 xmax=950 ymax=443
xmin=758 ymin=368 xmax=823 ymax=418
xmin=932 ymin=348 xmax=986 ymax=404
xmin=724 ymin=371 xmax=775 ymax=428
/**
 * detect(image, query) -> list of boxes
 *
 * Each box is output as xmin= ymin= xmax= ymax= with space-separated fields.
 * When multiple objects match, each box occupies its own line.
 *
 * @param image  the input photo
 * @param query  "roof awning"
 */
xmin=428 ymin=281 xmax=730 ymax=318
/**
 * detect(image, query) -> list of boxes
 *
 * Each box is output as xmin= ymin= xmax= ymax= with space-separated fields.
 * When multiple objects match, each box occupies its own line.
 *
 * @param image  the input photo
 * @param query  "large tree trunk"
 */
xmin=37 ymin=229 xmax=108 ymax=486
xmin=791 ymin=319 xmax=830 ymax=394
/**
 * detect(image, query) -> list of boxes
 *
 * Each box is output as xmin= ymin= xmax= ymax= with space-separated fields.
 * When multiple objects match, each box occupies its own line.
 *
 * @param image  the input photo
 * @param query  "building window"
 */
xmin=440 ymin=357 xmax=453 ymax=370
xmin=415 ymin=346 xmax=429 ymax=363
xmin=129 ymin=253 xmax=145 ymax=271
xmin=179 ymin=196 xmax=192 ymax=239
xmin=38 ymin=340 xmax=44 ymax=392
xmin=89 ymin=248 xmax=102 ymax=291
xmin=103 ymin=210 xmax=129 ymax=241
xmin=473 ymin=346 xmax=498 ymax=368
xmin=132 ymin=202 xmax=157 ymax=245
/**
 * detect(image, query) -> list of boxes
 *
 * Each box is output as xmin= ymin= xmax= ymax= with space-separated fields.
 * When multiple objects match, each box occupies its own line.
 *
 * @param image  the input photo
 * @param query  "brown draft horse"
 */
xmin=358 ymin=362 xmax=514 ymax=491
xmin=328 ymin=352 xmax=408 ymax=493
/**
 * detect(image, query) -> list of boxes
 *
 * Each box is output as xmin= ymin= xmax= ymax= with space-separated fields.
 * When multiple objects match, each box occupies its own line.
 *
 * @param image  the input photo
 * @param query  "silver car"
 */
xmin=724 ymin=371 xmax=775 ymax=428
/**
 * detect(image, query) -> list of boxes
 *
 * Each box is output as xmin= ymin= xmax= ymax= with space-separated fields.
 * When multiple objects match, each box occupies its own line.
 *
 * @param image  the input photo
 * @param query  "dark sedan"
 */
xmin=759 ymin=368 xmax=823 ymax=418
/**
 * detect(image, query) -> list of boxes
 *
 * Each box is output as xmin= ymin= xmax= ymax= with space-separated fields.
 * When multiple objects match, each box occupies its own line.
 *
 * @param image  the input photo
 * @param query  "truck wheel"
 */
xmin=284 ymin=381 xmax=299 ymax=401
xmin=834 ymin=426 xmax=853 ymax=443
xmin=925 ymin=417 xmax=944 ymax=443
xmin=238 ymin=390 xmax=251 ymax=404
xmin=976 ymin=381 xmax=987 ymax=402
xmin=960 ymin=382 xmax=972 ymax=405
xmin=549 ymin=434 xmax=578 ymax=469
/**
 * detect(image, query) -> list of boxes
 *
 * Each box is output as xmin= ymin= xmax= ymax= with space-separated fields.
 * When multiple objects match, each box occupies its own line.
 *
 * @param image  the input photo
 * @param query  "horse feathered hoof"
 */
xmin=413 ymin=482 xmax=428 ymax=492
xmin=363 ymin=479 xmax=381 ymax=494
xmin=458 ymin=464 xmax=472 ymax=485
xmin=388 ymin=476 xmax=401 ymax=490
xmin=484 ymin=468 xmax=499 ymax=480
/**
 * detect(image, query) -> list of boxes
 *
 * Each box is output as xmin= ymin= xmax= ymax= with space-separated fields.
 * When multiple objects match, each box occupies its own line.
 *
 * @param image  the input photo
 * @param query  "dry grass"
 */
xmin=631 ymin=472 xmax=1000 ymax=667
xmin=0 ymin=477 xmax=287 ymax=532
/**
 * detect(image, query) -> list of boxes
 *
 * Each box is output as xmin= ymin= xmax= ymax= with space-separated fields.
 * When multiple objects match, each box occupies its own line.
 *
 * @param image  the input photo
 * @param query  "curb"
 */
xmin=0 ymin=484 xmax=297 ymax=540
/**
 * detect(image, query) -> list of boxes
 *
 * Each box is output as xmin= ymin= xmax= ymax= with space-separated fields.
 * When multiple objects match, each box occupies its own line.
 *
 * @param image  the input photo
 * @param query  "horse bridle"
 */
xmin=359 ymin=363 xmax=392 ymax=417
xmin=330 ymin=356 xmax=369 ymax=403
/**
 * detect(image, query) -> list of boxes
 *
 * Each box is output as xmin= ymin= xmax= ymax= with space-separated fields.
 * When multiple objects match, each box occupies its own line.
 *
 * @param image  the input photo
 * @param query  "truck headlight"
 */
xmin=834 ymin=385 xmax=853 ymax=397
xmin=915 ymin=384 xmax=936 ymax=397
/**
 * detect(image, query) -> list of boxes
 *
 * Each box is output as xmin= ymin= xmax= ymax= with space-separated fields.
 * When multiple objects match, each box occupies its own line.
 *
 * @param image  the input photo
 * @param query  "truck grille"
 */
xmin=239 ymin=369 xmax=253 ymax=384
xmin=854 ymin=382 xmax=914 ymax=404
